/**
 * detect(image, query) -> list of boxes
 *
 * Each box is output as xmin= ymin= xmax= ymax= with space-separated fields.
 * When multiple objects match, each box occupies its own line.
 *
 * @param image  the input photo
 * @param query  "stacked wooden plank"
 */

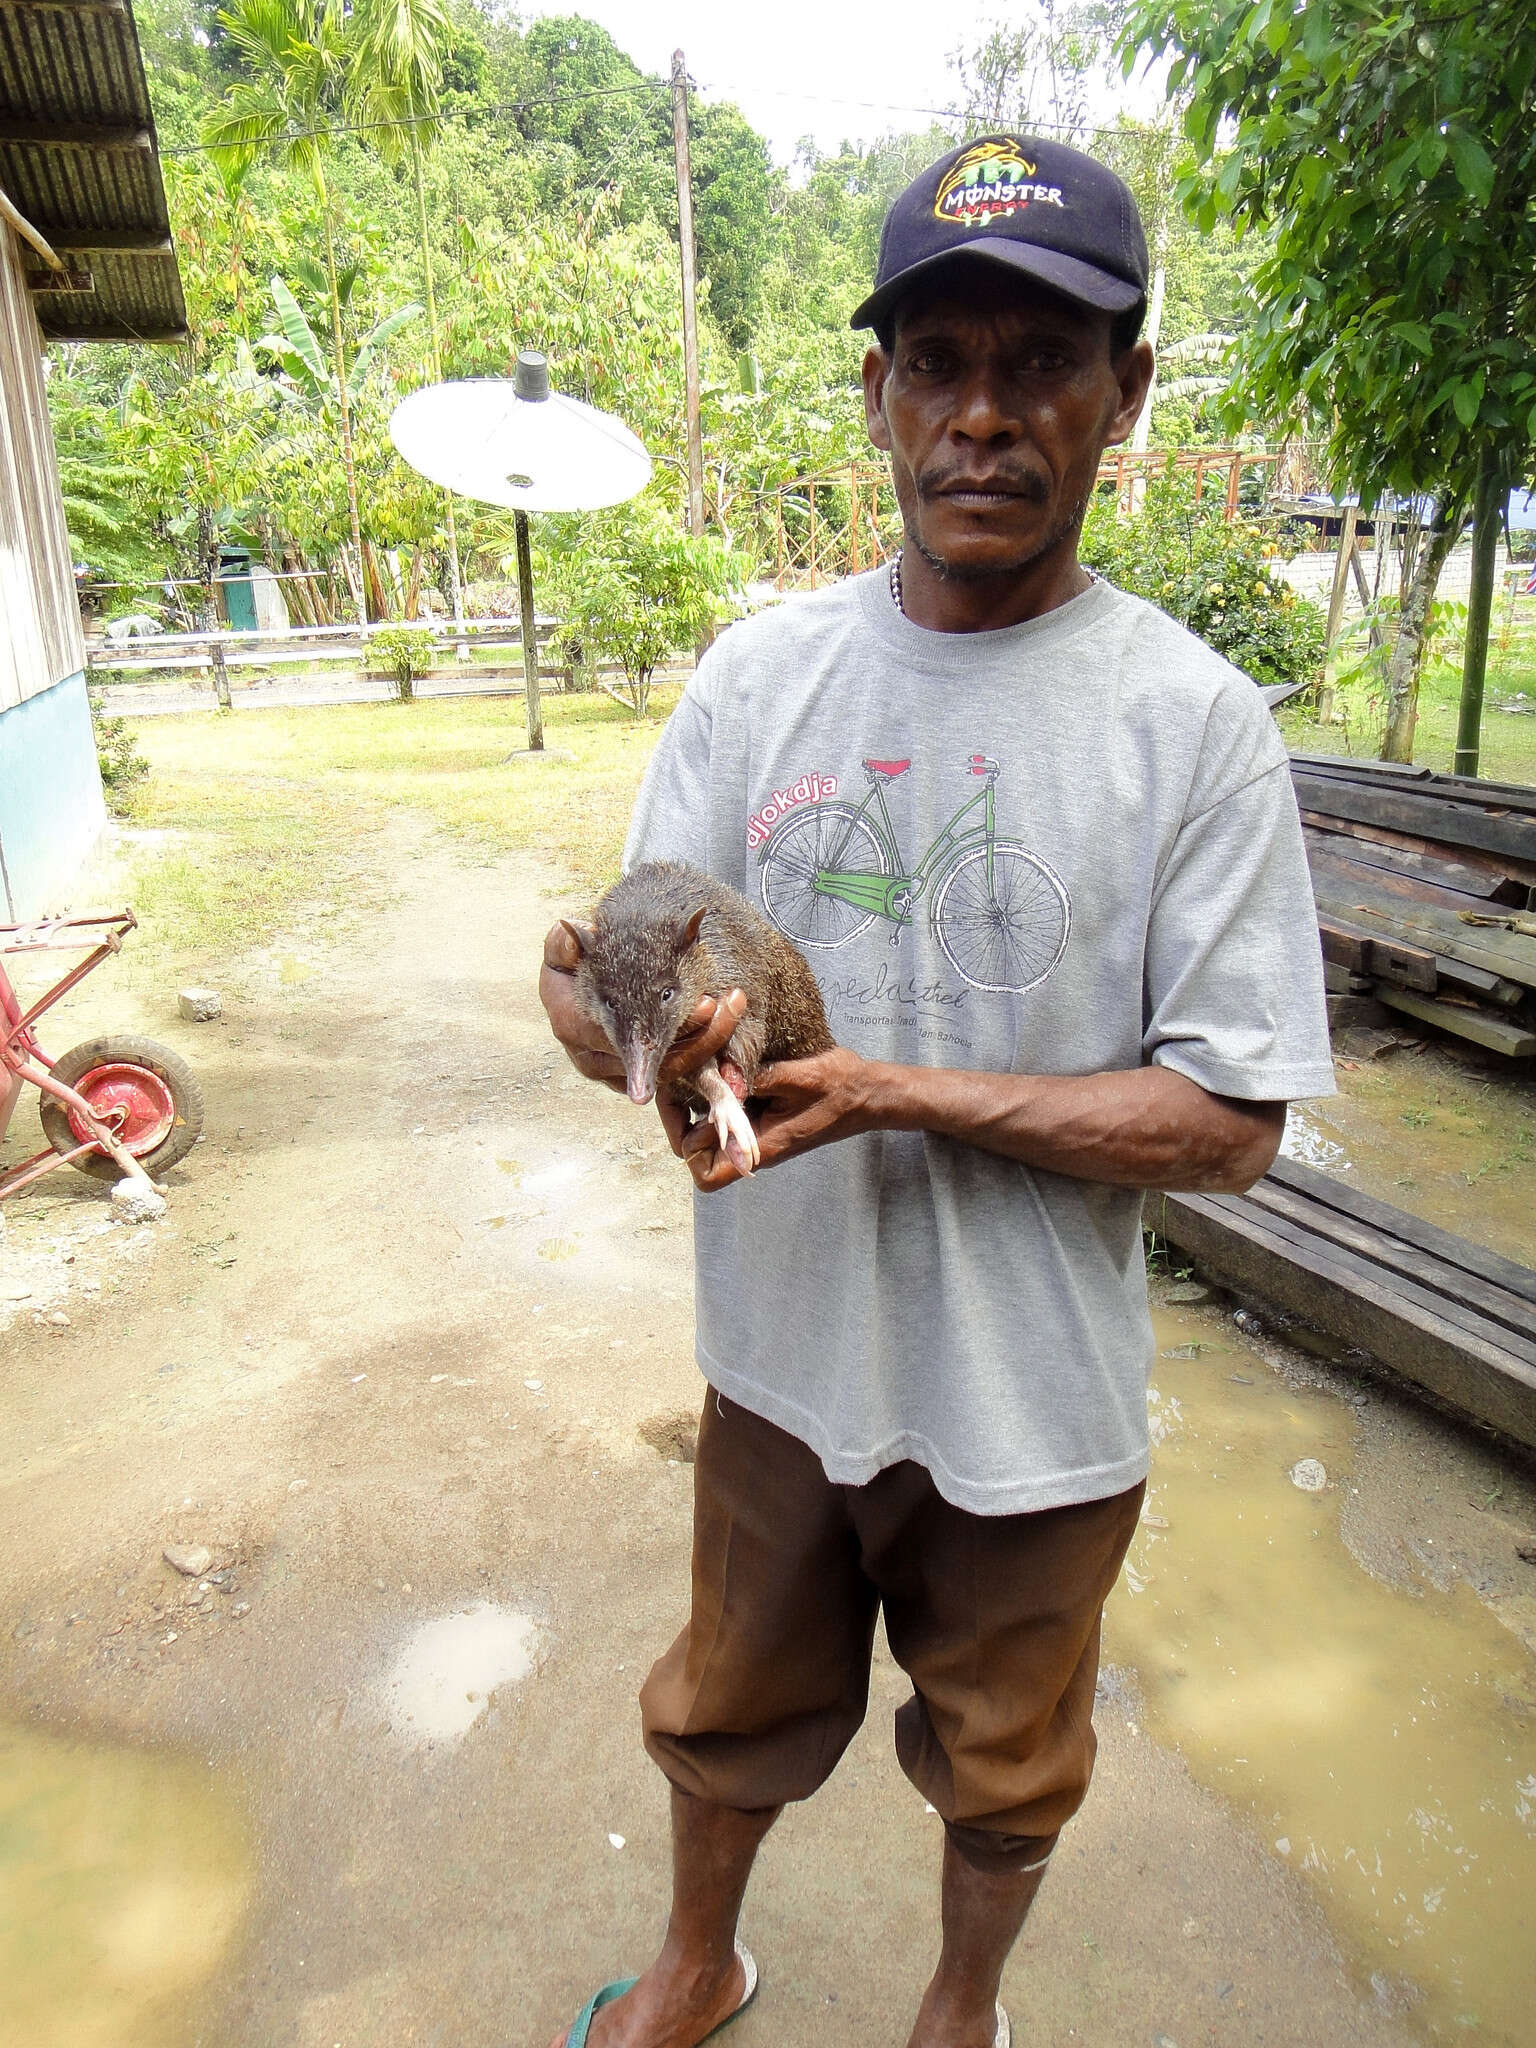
xmin=1290 ymin=753 xmax=1536 ymax=1057
xmin=1148 ymin=1159 xmax=1536 ymax=1449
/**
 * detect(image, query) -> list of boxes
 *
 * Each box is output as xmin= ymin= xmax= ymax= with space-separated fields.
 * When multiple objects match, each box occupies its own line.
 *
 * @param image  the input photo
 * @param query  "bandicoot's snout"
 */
xmin=624 ymin=1037 xmax=662 ymax=1105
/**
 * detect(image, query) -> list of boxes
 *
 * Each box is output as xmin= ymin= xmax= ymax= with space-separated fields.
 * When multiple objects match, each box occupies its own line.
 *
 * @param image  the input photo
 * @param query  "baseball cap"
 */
xmin=850 ymin=134 xmax=1148 ymax=333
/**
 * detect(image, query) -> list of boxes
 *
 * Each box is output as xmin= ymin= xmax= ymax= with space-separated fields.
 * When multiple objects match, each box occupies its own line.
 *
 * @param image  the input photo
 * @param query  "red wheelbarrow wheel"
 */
xmin=37 ymin=1035 xmax=204 ymax=1183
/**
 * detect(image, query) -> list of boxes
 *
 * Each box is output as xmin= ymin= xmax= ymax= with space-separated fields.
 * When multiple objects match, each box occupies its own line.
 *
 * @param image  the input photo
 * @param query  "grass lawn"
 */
xmin=106 ymin=597 xmax=1536 ymax=986
xmin=1277 ymin=605 xmax=1536 ymax=784
xmin=115 ymin=688 xmax=681 ymax=977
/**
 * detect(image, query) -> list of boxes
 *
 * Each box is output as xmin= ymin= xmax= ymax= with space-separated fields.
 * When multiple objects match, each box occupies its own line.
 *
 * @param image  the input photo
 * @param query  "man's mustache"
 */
xmin=915 ymin=465 xmax=1050 ymax=504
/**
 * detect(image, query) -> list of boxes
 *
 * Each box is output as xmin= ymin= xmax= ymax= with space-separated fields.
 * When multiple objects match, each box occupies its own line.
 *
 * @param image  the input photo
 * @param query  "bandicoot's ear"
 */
xmin=674 ymin=905 xmax=707 ymax=951
xmin=560 ymin=917 xmax=597 ymax=958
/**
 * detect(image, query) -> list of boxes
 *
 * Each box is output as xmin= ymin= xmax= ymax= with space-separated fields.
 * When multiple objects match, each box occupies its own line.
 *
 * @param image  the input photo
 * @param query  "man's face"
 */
xmin=863 ymin=270 xmax=1152 ymax=584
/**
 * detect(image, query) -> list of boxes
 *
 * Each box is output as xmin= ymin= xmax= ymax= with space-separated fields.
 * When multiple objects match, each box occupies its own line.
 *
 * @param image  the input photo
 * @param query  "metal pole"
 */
xmin=671 ymin=50 xmax=705 ymax=542
xmin=514 ymin=509 xmax=543 ymax=753
xmin=1453 ymin=446 xmax=1502 ymax=778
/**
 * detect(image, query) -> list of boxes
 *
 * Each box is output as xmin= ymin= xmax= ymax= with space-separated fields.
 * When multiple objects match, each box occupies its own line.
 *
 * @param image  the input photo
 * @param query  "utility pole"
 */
xmin=670 ymin=48 xmax=705 ymax=541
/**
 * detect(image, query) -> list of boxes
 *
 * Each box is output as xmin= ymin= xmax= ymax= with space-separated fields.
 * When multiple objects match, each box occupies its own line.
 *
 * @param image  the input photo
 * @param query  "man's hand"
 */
xmin=539 ymin=920 xmax=747 ymax=1093
xmin=656 ymin=1042 xmax=1285 ymax=1198
xmin=658 ymin=1048 xmax=878 ymax=1191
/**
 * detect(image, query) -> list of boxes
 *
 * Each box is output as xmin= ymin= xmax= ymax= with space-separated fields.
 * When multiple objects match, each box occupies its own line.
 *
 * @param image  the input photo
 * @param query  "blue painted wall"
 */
xmin=0 ymin=670 xmax=106 ymax=920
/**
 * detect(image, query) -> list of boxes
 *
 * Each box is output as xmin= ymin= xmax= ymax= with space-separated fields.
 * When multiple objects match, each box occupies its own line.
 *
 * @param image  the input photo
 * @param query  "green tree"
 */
xmin=115 ymin=350 xmax=271 ymax=680
xmin=46 ymin=371 xmax=163 ymax=596
xmin=690 ymin=100 xmax=776 ymax=350
xmin=1123 ymin=0 xmax=1536 ymax=766
xmin=512 ymin=14 xmax=673 ymax=223
xmin=201 ymin=0 xmax=369 ymax=618
xmin=545 ymin=497 xmax=747 ymax=716
xmin=348 ymin=0 xmax=468 ymax=623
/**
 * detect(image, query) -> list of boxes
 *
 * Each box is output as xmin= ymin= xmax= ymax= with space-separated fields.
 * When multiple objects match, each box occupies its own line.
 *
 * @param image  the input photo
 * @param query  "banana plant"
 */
xmin=258 ymin=275 xmax=422 ymax=407
xmin=1152 ymin=332 xmax=1237 ymax=411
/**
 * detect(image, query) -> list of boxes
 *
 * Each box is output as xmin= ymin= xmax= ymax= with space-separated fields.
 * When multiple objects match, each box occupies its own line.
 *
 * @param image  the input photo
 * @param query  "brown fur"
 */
xmin=563 ymin=861 xmax=834 ymax=1115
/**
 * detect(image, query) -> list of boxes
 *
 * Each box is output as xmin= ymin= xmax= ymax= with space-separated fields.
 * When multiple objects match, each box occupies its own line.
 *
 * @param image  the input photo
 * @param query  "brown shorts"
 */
xmin=640 ymin=1393 xmax=1144 ymax=1866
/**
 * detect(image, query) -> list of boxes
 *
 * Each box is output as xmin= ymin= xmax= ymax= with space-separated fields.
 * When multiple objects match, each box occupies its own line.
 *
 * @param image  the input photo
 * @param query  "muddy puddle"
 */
xmin=1107 ymin=1311 xmax=1536 ymax=2045
xmin=1318 ymin=1042 xmax=1535 ymax=1268
xmin=0 ymin=1718 xmax=250 ymax=2048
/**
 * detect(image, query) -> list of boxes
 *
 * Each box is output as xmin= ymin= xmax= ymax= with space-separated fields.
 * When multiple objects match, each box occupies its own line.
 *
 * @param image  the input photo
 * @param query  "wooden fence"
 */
xmin=746 ymin=450 xmax=1282 ymax=591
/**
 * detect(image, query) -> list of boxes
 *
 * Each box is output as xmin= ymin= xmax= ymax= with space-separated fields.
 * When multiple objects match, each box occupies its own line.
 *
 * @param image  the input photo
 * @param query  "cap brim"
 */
xmin=851 ymin=238 xmax=1143 ymax=332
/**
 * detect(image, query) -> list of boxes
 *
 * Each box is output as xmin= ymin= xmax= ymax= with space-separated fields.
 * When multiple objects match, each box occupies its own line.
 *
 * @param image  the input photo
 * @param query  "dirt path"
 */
xmin=1 ymin=819 xmax=1529 ymax=2048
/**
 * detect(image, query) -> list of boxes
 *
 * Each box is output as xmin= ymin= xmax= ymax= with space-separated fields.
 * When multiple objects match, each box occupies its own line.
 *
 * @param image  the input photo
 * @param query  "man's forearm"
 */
xmin=866 ymin=1059 xmax=1284 ymax=1193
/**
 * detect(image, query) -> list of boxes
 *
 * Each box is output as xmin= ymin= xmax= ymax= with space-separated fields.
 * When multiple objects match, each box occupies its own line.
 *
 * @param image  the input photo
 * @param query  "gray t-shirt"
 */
xmin=624 ymin=569 xmax=1335 ymax=1515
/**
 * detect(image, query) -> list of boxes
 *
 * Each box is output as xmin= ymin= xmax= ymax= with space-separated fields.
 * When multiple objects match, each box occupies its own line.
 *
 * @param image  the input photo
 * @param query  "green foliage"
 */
xmin=369 ymin=623 xmax=436 ymax=699
xmin=544 ymin=499 xmax=748 ymax=715
xmin=89 ymin=690 xmax=150 ymax=811
xmin=512 ymin=14 xmax=673 ymax=225
xmin=690 ymin=101 xmax=776 ymax=350
xmin=347 ymin=0 xmax=455 ymax=162
xmin=1082 ymin=478 xmax=1326 ymax=689
xmin=200 ymin=0 xmax=348 ymax=197
xmin=50 ymin=400 xmax=161 ymax=596
xmin=259 ymin=274 xmax=422 ymax=400
xmin=1122 ymin=0 xmax=1536 ymax=509
xmin=53 ymin=5 xmax=1277 ymax=653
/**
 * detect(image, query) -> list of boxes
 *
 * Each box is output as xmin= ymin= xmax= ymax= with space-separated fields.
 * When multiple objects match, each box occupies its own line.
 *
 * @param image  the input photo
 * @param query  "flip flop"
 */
xmin=995 ymin=2005 xmax=1012 ymax=2048
xmin=562 ymin=1941 xmax=759 ymax=2048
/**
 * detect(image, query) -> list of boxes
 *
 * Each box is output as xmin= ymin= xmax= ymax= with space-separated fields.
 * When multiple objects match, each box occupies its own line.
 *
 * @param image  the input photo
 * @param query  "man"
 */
xmin=538 ymin=135 xmax=1334 ymax=2048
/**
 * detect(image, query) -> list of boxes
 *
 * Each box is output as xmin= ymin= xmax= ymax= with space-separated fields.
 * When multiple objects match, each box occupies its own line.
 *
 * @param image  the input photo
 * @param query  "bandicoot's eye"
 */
xmin=660 ymin=985 xmax=677 ymax=1002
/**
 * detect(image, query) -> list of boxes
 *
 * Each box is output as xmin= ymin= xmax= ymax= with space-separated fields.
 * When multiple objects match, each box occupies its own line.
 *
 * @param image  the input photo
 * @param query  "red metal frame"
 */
xmin=0 ymin=909 xmax=164 ymax=1200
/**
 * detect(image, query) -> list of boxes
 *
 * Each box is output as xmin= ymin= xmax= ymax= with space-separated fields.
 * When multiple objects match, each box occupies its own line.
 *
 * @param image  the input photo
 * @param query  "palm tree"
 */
xmin=349 ymin=0 xmax=467 ymax=632
xmin=201 ymin=0 xmax=367 ymax=621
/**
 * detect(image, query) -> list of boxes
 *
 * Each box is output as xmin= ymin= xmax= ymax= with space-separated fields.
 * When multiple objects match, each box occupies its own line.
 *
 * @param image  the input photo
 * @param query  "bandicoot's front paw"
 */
xmin=712 ymin=1092 xmax=760 ymax=1175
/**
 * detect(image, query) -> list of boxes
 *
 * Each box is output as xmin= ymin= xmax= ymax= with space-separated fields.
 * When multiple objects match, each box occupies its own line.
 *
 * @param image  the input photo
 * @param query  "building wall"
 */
xmin=0 ymin=222 xmax=104 ymax=920
xmin=0 ymin=670 xmax=103 ymax=920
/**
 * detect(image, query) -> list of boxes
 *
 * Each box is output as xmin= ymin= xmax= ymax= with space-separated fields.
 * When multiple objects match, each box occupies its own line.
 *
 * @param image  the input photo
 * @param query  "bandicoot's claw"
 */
xmin=724 ymin=1133 xmax=756 ymax=1177
xmin=694 ymin=1060 xmax=760 ymax=1175
xmin=712 ymin=1092 xmax=760 ymax=1175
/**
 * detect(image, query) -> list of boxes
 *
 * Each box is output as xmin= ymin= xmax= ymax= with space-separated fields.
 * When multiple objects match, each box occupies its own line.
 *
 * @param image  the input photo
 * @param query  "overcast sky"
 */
xmin=523 ymin=1 xmax=1017 ymax=164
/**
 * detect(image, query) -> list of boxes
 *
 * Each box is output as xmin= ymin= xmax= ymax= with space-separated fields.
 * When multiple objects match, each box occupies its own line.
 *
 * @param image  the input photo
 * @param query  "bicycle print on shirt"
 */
xmin=754 ymin=753 xmax=1072 ymax=996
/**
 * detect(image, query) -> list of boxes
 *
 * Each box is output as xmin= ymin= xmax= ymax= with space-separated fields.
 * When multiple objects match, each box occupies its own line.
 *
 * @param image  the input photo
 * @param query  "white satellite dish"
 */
xmin=388 ymin=352 xmax=653 ymax=752
xmin=388 ymin=357 xmax=651 ymax=513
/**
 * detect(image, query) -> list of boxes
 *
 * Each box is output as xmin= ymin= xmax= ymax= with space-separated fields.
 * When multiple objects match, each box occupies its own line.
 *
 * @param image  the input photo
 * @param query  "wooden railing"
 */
xmin=746 ymin=450 xmax=1282 ymax=591
xmin=1095 ymin=447 xmax=1279 ymax=519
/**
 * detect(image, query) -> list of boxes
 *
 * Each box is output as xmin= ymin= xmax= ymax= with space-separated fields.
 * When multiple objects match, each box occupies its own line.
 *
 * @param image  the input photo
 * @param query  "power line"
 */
xmin=161 ymin=70 xmax=1165 ymax=163
xmin=162 ymin=78 xmax=666 ymax=158
xmin=701 ymin=82 xmax=1159 ymax=146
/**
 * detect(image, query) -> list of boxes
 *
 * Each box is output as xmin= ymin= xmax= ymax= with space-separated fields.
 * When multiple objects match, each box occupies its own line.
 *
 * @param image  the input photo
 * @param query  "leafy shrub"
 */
xmin=1081 ymin=476 xmax=1326 ymax=692
xmin=369 ymin=625 xmax=436 ymax=702
xmin=89 ymin=689 xmax=148 ymax=812
xmin=543 ymin=499 xmax=750 ymax=716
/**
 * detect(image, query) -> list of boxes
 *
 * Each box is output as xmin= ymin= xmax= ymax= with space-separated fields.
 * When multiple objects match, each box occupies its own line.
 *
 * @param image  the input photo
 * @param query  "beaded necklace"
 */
xmin=887 ymin=549 xmax=1096 ymax=617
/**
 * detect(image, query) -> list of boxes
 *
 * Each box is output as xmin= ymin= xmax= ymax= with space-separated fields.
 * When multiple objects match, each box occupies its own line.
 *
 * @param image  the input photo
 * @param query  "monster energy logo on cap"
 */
xmin=934 ymin=141 xmax=1065 ymax=226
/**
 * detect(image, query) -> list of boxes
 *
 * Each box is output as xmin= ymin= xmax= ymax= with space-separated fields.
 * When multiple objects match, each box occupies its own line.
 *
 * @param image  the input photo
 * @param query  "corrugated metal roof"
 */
xmin=0 ymin=0 xmax=187 ymax=342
